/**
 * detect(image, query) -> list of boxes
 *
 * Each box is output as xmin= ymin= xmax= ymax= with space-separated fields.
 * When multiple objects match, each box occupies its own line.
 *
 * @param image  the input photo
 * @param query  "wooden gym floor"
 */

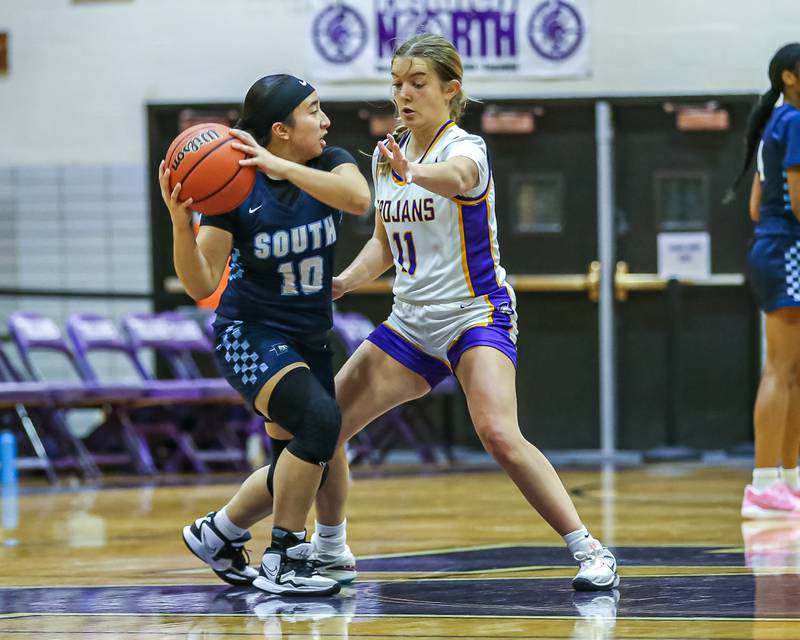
xmin=0 ymin=463 xmax=798 ymax=639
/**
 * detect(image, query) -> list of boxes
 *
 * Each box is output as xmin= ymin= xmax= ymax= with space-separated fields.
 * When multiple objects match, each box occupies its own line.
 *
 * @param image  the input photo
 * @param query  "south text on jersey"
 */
xmin=253 ymin=215 xmax=337 ymax=259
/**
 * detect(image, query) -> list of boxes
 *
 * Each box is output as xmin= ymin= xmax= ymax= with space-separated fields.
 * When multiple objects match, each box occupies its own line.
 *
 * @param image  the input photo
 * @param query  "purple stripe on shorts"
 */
xmin=366 ymin=323 xmax=451 ymax=388
xmin=447 ymin=325 xmax=517 ymax=373
xmin=488 ymin=287 xmax=514 ymax=326
xmin=461 ymin=200 xmax=497 ymax=296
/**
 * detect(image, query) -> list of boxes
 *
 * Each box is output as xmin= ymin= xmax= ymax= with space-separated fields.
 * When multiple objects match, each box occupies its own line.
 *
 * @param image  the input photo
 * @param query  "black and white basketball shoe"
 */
xmin=182 ymin=512 xmax=258 ymax=586
xmin=253 ymin=528 xmax=341 ymax=597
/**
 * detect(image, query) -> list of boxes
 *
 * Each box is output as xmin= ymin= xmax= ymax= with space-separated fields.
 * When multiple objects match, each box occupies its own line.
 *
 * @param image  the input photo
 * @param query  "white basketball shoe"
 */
xmin=310 ymin=531 xmax=358 ymax=584
xmin=571 ymin=538 xmax=620 ymax=591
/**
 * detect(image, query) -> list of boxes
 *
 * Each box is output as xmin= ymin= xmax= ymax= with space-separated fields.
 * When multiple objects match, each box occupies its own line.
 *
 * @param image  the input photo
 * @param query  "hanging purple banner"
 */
xmin=309 ymin=0 xmax=591 ymax=80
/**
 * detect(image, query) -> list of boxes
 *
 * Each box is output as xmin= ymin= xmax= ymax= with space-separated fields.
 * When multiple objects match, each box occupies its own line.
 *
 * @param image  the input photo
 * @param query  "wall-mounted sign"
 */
xmin=657 ymin=232 xmax=711 ymax=280
xmin=308 ymin=0 xmax=591 ymax=81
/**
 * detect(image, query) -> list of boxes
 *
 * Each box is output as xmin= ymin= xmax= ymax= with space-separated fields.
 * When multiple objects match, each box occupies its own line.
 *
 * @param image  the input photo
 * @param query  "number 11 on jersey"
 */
xmin=392 ymin=231 xmax=417 ymax=275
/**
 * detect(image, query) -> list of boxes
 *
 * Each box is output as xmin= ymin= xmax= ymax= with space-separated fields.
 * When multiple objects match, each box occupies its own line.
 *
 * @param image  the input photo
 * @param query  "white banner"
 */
xmin=308 ymin=0 xmax=591 ymax=81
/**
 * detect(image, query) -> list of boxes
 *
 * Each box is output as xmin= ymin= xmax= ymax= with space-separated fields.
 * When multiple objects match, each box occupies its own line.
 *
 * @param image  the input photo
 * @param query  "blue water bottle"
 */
xmin=0 ymin=431 xmax=17 ymax=487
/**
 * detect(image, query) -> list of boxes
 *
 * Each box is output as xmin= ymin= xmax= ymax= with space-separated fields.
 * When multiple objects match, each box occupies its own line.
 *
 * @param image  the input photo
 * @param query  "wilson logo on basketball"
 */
xmin=165 ymin=122 xmax=255 ymax=215
xmin=170 ymin=130 xmax=223 ymax=171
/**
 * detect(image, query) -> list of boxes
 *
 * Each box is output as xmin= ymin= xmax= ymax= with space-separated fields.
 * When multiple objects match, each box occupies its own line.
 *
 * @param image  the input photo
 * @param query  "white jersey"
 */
xmin=372 ymin=121 xmax=513 ymax=307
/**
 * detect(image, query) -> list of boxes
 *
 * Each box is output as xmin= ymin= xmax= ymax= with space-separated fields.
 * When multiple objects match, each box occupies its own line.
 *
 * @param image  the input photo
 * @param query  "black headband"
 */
xmin=265 ymin=75 xmax=316 ymax=125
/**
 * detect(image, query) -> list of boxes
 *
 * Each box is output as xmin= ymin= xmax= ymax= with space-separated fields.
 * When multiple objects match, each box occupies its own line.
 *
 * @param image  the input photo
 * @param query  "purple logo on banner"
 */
xmin=313 ymin=3 xmax=368 ymax=64
xmin=527 ymin=0 xmax=583 ymax=61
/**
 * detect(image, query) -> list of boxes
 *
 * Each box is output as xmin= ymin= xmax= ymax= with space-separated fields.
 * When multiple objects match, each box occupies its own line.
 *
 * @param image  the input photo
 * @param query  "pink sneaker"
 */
xmin=785 ymin=483 xmax=800 ymax=500
xmin=741 ymin=481 xmax=800 ymax=519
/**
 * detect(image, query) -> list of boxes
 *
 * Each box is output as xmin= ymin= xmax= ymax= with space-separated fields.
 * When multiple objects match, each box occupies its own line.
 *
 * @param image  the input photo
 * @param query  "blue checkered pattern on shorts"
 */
xmin=784 ymin=241 xmax=800 ymax=302
xmin=217 ymin=323 xmax=268 ymax=386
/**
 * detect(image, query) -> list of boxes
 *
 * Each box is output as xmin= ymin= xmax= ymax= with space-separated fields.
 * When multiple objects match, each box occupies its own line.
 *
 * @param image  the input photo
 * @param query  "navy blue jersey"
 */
xmin=755 ymin=104 xmax=800 ymax=237
xmin=201 ymin=146 xmax=355 ymax=336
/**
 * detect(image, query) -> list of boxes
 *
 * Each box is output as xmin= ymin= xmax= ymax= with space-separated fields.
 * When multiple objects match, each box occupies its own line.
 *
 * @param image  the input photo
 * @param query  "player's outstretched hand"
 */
xmin=159 ymin=160 xmax=194 ymax=230
xmin=230 ymin=129 xmax=291 ymax=180
xmin=378 ymin=134 xmax=414 ymax=183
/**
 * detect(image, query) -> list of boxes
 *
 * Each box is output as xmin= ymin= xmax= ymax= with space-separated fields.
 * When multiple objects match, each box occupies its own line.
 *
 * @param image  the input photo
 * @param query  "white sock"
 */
xmin=293 ymin=529 xmax=307 ymax=541
xmin=781 ymin=467 xmax=800 ymax=490
xmin=314 ymin=519 xmax=347 ymax=554
xmin=563 ymin=526 xmax=595 ymax=555
xmin=213 ymin=507 xmax=248 ymax=540
xmin=752 ymin=468 xmax=779 ymax=491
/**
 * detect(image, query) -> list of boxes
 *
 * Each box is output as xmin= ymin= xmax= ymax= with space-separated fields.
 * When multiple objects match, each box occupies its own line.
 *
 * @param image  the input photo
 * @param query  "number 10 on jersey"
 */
xmin=278 ymin=256 xmax=324 ymax=296
xmin=392 ymin=231 xmax=417 ymax=275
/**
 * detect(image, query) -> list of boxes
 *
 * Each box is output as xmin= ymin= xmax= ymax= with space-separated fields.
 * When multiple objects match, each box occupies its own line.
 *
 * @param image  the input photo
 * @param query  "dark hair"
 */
xmin=725 ymin=43 xmax=800 ymax=202
xmin=235 ymin=74 xmax=297 ymax=146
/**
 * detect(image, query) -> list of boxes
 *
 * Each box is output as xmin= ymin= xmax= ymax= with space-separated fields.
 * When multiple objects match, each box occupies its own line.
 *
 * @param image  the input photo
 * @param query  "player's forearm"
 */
xmin=410 ymin=160 xmax=474 ymax=199
xmin=337 ymin=237 xmax=393 ymax=292
xmin=284 ymin=163 xmax=370 ymax=215
xmin=172 ymin=226 xmax=219 ymax=300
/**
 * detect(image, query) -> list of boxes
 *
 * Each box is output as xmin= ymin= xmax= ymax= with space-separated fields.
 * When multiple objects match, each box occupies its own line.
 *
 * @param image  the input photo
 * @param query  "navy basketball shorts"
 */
xmin=365 ymin=289 xmax=518 ymax=389
xmin=212 ymin=317 xmax=334 ymax=415
xmin=748 ymin=236 xmax=800 ymax=312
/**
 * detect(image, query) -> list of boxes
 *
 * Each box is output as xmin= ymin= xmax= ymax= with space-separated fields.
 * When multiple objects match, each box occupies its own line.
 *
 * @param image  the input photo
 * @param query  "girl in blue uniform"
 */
xmin=731 ymin=44 xmax=800 ymax=517
xmin=160 ymin=74 xmax=370 ymax=595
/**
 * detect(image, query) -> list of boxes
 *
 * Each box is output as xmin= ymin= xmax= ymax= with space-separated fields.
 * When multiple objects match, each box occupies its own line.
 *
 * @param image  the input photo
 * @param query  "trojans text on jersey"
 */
xmin=377 ymin=198 xmax=435 ymax=223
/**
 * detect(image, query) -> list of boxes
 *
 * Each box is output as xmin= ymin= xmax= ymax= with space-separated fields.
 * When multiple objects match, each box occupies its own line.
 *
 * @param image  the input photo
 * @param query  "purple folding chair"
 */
xmin=7 ymin=311 xmax=156 ymax=476
xmin=65 ymin=314 xmax=206 ymax=401
xmin=332 ymin=312 xmax=453 ymax=465
xmin=0 ymin=342 xmax=59 ymax=481
xmin=125 ymin=313 xmax=237 ymax=399
xmin=122 ymin=312 xmax=251 ymax=470
xmin=66 ymin=312 xmax=225 ymax=473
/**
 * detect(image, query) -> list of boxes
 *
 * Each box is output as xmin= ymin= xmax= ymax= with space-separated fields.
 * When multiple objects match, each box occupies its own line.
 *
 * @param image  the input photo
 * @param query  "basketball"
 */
xmin=164 ymin=123 xmax=256 ymax=215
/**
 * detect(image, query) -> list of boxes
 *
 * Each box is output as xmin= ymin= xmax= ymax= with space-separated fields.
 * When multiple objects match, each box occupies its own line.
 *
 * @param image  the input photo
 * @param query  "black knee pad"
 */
xmin=267 ymin=367 xmax=342 ymax=466
xmin=286 ymin=392 xmax=341 ymax=465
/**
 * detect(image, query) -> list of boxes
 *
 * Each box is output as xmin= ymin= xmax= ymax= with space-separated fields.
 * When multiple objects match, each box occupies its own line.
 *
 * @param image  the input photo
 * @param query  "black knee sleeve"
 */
xmin=285 ymin=392 xmax=341 ymax=465
xmin=267 ymin=367 xmax=341 ymax=466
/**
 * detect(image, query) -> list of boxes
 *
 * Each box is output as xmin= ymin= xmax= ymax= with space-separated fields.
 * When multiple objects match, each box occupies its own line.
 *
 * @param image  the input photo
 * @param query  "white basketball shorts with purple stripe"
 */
xmin=366 ymin=289 xmax=518 ymax=388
